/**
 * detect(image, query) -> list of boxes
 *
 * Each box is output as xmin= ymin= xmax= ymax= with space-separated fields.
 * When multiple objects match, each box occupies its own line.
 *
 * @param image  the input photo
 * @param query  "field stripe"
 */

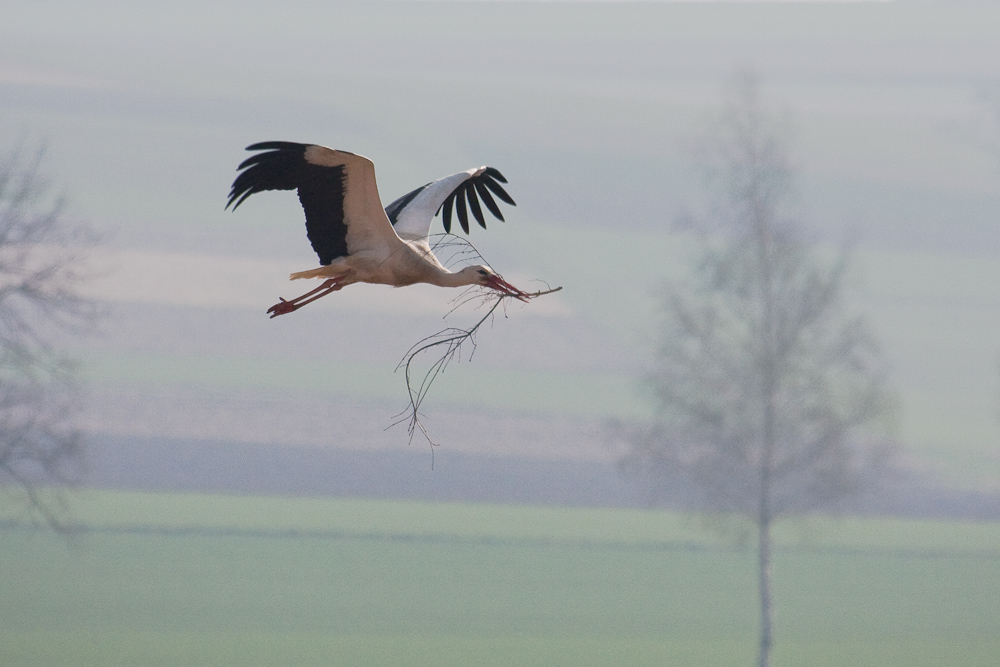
xmin=5 ymin=520 xmax=1000 ymax=561
xmin=7 ymin=487 xmax=1000 ymax=558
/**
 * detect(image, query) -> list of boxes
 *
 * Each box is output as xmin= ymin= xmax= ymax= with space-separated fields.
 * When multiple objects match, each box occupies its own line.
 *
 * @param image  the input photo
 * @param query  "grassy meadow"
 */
xmin=3 ymin=489 xmax=999 ymax=667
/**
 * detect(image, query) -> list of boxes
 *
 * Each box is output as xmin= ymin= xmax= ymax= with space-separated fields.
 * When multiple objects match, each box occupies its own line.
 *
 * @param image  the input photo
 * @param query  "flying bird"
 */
xmin=226 ymin=141 xmax=529 ymax=317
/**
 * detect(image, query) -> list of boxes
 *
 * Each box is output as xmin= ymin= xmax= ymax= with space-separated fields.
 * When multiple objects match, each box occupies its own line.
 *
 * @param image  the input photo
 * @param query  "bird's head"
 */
xmin=461 ymin=265 xmax=531 ymax=302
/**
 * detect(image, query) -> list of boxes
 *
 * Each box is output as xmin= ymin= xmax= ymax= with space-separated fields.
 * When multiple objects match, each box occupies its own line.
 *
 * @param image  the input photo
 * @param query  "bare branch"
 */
xmin=391 ymin=283 xmax=562 ymax=457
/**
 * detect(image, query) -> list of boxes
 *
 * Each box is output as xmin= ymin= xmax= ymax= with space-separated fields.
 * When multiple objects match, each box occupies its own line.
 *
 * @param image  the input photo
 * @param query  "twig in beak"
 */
xmin=485 ymin=275 xmax=541 ymax=302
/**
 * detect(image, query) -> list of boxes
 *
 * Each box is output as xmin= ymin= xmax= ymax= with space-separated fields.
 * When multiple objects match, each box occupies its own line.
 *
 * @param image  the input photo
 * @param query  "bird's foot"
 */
xmin=267 ymin=298 xmax=300 ymax=318
xmin=266 ymin=278 xmax=345 ymax=318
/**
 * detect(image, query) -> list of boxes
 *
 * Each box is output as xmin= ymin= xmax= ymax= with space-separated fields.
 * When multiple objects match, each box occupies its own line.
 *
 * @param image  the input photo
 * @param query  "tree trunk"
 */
xmin=754 ymin=148 xmax=777 ymax=667
xmin=757 ymin=513 xmax=773 ymax=667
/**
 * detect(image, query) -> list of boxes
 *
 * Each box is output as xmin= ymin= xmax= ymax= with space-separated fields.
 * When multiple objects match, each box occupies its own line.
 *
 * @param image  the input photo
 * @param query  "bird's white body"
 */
xmin=289 ymin=238 xmax=473 ymax=289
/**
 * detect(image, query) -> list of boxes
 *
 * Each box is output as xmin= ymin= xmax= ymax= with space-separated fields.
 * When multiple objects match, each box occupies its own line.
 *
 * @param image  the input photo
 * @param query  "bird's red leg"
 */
xmin=267 ymin=278 xmax=345 ymax=318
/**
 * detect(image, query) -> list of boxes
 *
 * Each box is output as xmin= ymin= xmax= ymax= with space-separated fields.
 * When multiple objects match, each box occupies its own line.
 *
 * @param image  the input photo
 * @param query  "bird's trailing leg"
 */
xmin=267 ymin=278 xmax=346 ymax=318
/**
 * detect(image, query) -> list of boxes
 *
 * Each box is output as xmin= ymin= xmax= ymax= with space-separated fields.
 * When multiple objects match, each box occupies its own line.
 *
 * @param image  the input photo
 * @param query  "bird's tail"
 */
xmin=289 ymin=266 xmax=344 ymax=281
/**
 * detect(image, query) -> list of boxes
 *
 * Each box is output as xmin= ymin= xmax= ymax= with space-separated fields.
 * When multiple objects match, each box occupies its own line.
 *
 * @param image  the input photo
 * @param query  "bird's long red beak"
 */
xmin=484 ymin=275 xmax=532 ymax=302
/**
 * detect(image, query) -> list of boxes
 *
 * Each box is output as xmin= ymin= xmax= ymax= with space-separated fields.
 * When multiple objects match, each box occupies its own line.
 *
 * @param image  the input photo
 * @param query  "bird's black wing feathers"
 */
xmin=436 ymin=169 xmax=515 ymax=235
xmin=297 ymin=163 xmax=348 ymax=266
xmin=441 ymin=195 xmax=455 ymax=234
xmin=481 ymin=169 xmax=515 ymax=204
xmin=454 ymin=187 xmax=470 ymax=234
xmin=227 ymin=142 xmax=349 ymax=265
xmin=472 ymin=180 xmax=505 ymax=222
xmin=464 ymin=182 xmax=484 ymax=231
xmin=226 ymin=141 xmax=308 ymax=209
xmin=385 ymin=183 xmax=430 ymax=225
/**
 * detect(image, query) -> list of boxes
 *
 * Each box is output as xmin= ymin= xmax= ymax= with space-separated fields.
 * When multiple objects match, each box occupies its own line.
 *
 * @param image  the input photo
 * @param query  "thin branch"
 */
xmin=391 ymin=284 xmax=562 ymax=457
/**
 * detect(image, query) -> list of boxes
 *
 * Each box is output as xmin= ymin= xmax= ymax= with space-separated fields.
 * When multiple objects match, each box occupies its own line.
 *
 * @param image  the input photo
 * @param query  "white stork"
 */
xmin=226 ymin=141 xmax=530 ymax=317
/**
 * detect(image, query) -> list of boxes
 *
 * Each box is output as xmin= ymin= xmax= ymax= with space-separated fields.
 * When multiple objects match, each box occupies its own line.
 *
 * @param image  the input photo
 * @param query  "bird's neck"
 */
xmin=427 ymin=269 xmax=474 ymax=289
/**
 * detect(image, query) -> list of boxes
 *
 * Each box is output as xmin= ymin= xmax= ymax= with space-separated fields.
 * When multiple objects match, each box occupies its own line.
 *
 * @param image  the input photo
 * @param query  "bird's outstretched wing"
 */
xmin=385 ymin=166 xmax=515 ymax=241
xmin=227 ymin=141 xmax=398 ymax=265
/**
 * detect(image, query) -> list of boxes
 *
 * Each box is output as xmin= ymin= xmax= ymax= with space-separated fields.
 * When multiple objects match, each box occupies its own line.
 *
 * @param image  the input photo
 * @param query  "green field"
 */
xmin=3 ymin=489 xmax=999 ymax=667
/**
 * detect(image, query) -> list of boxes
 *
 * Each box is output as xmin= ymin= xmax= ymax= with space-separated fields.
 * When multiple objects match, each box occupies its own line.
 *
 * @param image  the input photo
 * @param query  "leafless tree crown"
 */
xmin=622 ymin=72 xmax=896 ymax=521
xmin=0 ymin=143 xmax=98 ymax=528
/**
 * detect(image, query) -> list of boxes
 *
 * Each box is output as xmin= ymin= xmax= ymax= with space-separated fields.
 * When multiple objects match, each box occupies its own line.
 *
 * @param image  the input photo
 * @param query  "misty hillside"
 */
xmin=83 ymin=433 xmax=1000 ymax=521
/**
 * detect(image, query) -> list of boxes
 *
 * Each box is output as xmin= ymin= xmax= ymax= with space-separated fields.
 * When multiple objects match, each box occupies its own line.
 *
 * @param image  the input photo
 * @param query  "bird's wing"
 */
xmin=227 ymin=141 xmax=400 ymax=265
xmin=385 ymin=166 xmax=516 ymax=241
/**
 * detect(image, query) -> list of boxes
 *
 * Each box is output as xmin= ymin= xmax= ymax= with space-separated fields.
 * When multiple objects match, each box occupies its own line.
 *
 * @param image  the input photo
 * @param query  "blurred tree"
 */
xmin=618 ymin=73 xmax=896 ymax=667
xmin=0 ymin=143 xmax=98 ymax=529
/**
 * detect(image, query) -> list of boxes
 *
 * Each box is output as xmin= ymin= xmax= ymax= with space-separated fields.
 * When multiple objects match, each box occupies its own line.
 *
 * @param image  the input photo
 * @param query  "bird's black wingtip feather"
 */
xmin=465 ymin=181 xmax=486 ymax=229
xmin=442 ymin=194 xmax=454 ymax=233
xmin=226 ymin=191 xmax=250 ymax=211
xmin=245 ymin=141 xmax=309 ymax=153
xmin=483 ymin=167 xmax=508 ymax=184
xmin=472 ymin=180 xmax=504 ymax=223
xmin=455 ymin=190 xmax=470 ymax=234
xmin=480 ymin=174 xmax=517 ymax=207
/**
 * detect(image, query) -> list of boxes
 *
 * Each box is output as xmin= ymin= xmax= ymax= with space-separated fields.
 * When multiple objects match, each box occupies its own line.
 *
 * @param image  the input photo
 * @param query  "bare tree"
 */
xmin=0 ymin=143 xmax=98 ymax=529
xmin=618 ymin=73 xmax=896 ymax=667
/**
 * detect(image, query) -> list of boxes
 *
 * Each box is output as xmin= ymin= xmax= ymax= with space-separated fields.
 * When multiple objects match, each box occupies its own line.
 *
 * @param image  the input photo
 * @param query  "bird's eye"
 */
xmin=478 ymin=269 xmax=488 ymax=276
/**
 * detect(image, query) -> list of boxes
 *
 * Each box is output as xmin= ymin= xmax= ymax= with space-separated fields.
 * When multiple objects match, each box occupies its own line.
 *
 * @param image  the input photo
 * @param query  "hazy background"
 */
xmin=3 ymin=0 xmax=999 ymax=512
